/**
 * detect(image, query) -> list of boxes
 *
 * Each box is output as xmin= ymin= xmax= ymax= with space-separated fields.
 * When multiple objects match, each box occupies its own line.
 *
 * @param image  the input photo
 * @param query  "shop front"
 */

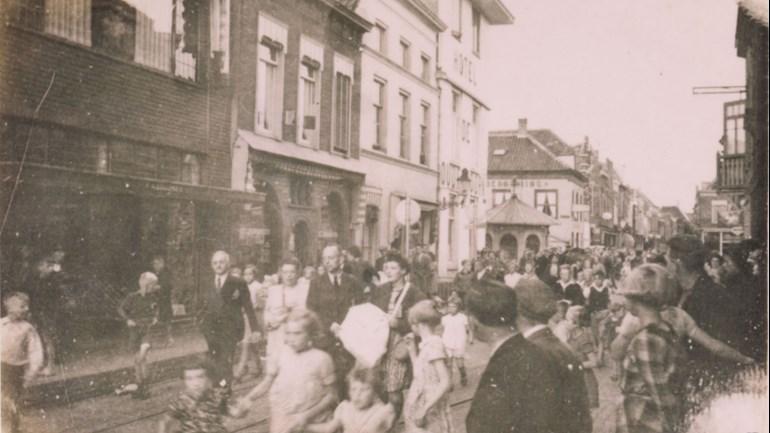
xmin=0 ymin=163 xmax=266 ymax=346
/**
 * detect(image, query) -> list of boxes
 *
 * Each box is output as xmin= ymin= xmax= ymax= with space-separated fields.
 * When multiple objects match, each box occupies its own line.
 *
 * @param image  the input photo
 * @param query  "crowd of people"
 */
xmin=1 ymin=235 xmax=766 ymax=433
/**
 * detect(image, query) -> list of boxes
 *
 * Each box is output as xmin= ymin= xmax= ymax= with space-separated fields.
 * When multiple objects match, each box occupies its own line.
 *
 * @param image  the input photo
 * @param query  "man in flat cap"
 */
xmin=513 ymin=278 xmax=593 ymax=433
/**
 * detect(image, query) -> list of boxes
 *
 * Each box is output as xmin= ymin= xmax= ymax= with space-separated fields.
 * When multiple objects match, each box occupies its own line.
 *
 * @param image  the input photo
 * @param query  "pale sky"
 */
xmin=483 ymin=0 xmax=745 ymax=213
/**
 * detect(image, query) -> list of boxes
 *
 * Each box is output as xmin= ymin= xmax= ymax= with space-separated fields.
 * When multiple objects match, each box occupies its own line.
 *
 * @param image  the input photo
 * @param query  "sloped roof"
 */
xmin=485 ymin=195 xmax=559 ymax=226
xmin=529 ymin=129 xmax=575 ymax=156
xmin=488 ymin=134 xmax=568 ymax=172
xmin=660 ymin=206 xmax=688 ymax=222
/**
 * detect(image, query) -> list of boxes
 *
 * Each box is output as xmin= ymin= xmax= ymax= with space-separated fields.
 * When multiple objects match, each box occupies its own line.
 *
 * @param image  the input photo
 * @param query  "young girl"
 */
xmin=403 ymin=300 xmax=453 ymax=433
xmin=306 ymin=368 xmax=396 ymax=433
xmin=234 ymin=264 xmax=265 ymax=381
xmin=441 ymin=297 xmax=472 ymax=387
xmin=238 ymin=309 xmax=336 ymax=433
xmin=565 ymin=306 xmax=600 ymax=409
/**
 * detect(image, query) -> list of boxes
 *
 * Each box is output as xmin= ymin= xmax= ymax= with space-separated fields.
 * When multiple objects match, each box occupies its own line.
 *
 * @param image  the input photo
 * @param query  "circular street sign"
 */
xmin=394 ymin=198 xmax=421 ymax=226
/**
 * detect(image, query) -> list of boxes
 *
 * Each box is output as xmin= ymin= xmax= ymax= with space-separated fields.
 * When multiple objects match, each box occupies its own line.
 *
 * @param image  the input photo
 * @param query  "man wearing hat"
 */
xmin=514 ymin=278 xmax=593 ymax=433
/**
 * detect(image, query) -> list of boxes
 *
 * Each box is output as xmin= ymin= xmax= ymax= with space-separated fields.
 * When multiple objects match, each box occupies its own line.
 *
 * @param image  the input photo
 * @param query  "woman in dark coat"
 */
xmin=369 ymin=253 xmax=427 ymax=420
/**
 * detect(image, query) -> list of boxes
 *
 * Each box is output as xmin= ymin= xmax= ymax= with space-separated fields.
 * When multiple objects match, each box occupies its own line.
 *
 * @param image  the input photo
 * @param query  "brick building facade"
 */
xmin=229 ymin=0 xmax=370 ymax=270
xmin=0 ymin=0 xmax=265 ymax=341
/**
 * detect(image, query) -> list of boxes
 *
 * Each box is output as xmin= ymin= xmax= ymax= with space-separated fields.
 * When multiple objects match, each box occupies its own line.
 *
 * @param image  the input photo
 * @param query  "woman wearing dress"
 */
xmin=264 ymin=258 xmax=310 ymax=359
xmin=369 ymin=253 xmax=427 ymax=421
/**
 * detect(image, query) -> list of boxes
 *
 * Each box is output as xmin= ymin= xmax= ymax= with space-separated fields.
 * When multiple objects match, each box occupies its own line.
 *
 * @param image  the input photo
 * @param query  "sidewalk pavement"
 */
xmin=26 ymin=325 xmax=207 ymax=407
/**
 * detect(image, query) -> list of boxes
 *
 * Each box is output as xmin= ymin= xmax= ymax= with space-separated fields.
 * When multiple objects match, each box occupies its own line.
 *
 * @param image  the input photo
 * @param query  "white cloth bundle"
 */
xmin=338 ymin=303 xmax=390 ymax=368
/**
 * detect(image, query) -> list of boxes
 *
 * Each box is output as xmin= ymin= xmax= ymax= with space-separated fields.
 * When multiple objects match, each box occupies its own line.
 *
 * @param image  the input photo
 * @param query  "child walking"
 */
xmin=238 ymin=309 xmax=337 ymax=433
xmin=1 ymin=292 xmax=44 ymax=433
xmin=565 ymin=306 xmax=600 ymax=409
xmin=306 ymin=368 xmax=396 ymax=433
xmin=403 ymin=300 xmax=453 ymax=433
xmin=234 ymin=264 xmax=265 ymax=381
xmin=118 ymin=272 xmax=161 ymax=399
xmin=440 ymin=296 xmax=472 ymax=387
xmin=158 ymin=359 xmax=245 ymax=433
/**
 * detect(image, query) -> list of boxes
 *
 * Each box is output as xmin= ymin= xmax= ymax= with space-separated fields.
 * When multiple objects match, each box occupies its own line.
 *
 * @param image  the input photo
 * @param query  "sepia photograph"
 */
xmin=0 ymin=0 xmax=767 ymax=432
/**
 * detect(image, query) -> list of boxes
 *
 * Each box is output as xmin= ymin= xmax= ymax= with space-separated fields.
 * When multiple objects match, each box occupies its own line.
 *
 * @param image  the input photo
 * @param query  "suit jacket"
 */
xmin=199 ymin=275 xmax=257 ymax=342
xmin=527 ymin=327 xmax=593 ymax=433
xmin=370 ymin=281 xmax=427 ymax=336
xmin=307 ymin=272 xmax=364 ymax=346
xmin=466 ymin=334 xmax=561 ymax=433
xmin=563 ymin=283 xmax=586 ymax=306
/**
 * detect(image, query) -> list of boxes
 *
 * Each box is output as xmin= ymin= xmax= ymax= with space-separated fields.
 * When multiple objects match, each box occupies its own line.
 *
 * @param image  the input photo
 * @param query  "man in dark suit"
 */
xmin=198 ymin=250 xmax=258 ymax=389
xmin=307 ymin=244 xmax=364 ymax=397
xmin=515 ymin=278 xmax=592 ymax=433
xmin=465 ymin=279 xmax=561 ymax=433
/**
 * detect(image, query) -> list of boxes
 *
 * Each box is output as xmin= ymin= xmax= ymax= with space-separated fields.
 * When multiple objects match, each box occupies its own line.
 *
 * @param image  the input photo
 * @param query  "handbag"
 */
xmin=389 ymin=283 xmax=412 ymax=361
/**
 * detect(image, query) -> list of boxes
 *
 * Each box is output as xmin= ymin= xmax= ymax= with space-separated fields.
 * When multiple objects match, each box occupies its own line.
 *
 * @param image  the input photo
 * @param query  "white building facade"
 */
xmin=434 ymin=0 xmax=514 ymax=278
xmin=354 ymin=0 xmax=446 ymax=262
xmin=487 ymin=125 xmax=590 ymax=254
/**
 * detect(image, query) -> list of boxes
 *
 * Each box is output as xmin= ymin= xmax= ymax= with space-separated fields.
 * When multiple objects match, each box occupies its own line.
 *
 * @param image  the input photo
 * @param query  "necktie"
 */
xmin=216 ymin=276 xmax=223 ymax=290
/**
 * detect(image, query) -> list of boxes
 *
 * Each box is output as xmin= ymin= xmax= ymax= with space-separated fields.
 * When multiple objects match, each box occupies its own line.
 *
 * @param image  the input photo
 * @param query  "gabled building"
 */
xmin=487 ymin=119 xmax=590 ymax=256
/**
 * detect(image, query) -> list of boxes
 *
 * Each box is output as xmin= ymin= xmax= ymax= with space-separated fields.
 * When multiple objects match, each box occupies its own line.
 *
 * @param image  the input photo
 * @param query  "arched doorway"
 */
xmin=262 ymin=183 xmax=283 ymax=274
xmin=499 ymin=233 xmax=518 ymax=260
xmin=526 ymin=234 xmax=541 ymax=254
xmin=321 ymin=191 xmax=347 ymax=246
xmin=292 ymin=220 xmax=311 ymax=267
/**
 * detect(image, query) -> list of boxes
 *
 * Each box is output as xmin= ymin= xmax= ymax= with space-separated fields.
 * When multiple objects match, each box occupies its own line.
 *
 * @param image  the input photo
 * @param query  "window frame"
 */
xmin=399 ymin=38 xmax=411 ymax=71
xmin=398 ymin=90 xmax=411 ymax=160
xmin=534 ymin=189 xmax=559 ymax=217
xmin=373 ymin=77 xmax=387 ymax=152
xmin=297 ymin=36 xmax=324 ymax=148
xmin=419 ymin=102 xmax=430 ymax=166
xmin=420 ymin=53 xmax=431 ymax=82
xmin=331 ymin=55 xmax=354 ymax=155
xmin=471 ymin=6 xmax=481 ymax=55
xmin=374 ymin=21 xmax=388 ymax=55
xmin=255 ymin=14 xmax=287 ymax=139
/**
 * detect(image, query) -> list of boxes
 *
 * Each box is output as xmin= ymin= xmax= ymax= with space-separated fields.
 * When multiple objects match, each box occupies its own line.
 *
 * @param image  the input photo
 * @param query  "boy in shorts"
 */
xmin=1 ymin=292 xmax=44 ymax=433
xmin=441 ymin=295 xmax=473 ymax=386
xmin=118 ymin=272 xmax=160 ymax=399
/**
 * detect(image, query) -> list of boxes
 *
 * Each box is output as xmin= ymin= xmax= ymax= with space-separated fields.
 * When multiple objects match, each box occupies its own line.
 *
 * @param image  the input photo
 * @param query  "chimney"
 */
xmin=516 ymin=118 xmax=528 ymax=137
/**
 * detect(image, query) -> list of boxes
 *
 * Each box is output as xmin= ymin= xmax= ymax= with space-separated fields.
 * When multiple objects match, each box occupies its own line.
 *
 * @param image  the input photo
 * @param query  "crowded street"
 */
xmin=1 ymin=0 xmax=768 ymax=432
xmin=21 ymin=337 xmax=628 ymax=433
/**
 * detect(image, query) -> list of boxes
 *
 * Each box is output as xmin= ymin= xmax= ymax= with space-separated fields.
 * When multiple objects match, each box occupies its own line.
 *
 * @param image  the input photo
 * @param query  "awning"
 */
xmin=237 ymin=129 xmax=367 ymax=177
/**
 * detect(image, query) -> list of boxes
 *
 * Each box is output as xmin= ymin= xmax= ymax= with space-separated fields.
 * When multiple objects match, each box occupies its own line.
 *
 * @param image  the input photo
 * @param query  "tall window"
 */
xmin=419 ymin=103 xmax=430 ymax=166
xmin=535 ymin=190 xmax=558 ymax=217
xmin=399 ymin=92 xmax=410 ymax=159
xmin=374 ymin=22 xmax=387 ymax=54
xmin=255 ymin=14 xmax=286 ymax=137
xmin=298 ymin=37 xmax=322 ymax=147
xmin=8 ymin=0 xmax=204 ymax=80
xmin=454 ymin=0 xmax=463 ymax=37
xmin=210 ymin=0 xmax=231 ymax=74
xmin=373 ymin=79 xmax=386 ymax=151
xmin=420 ymin=54 xmax=431 ymax=81
xmin=452 ymin=91 xmax=461 ymax=113
xmin=472 ymin=7 xmax=481 ymax=54
xmin=333 ymin=62 xmax=353 ymax=154
xmin=400 ymin=39 xmax=410 ymax=70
